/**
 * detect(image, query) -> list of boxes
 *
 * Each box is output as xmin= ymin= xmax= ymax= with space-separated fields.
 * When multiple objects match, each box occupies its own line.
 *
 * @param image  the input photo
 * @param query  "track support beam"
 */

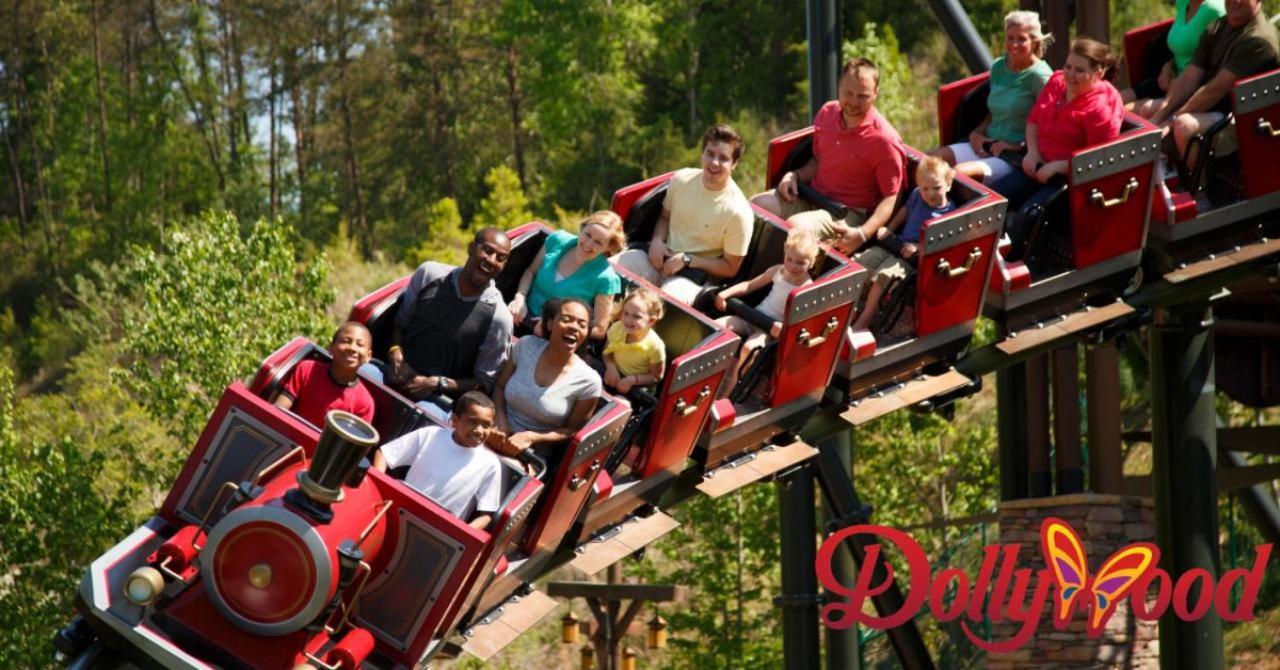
xmin=813 ymin=443 xmax=936 ymax=670
xmin=1150 ymin=302 xmax=1224 ymax=670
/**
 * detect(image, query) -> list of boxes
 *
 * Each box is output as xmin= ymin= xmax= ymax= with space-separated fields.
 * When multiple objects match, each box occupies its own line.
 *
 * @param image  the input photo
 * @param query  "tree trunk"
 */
xmin=2 ymin=117 xmax=29 ymax=239
xmin=335 ymin=0 xmax=369 ymax=254
xmin=686 ymin=1 xmax=700 ymax=137
xmin=505 ymin=42 xmax=526 ymax=189
xmin=147 ymin=0 xmax=225 ymax=192
xmin=431 ymin=64 xmax=455 ymax=198
xmin=91 ymin=0 xmax=114 ymax=214
xmin=217 ymin=1 xmax=238 ymax=168
xmin=268 ymin=54 xmax=279 ymax=219
xmin=288 ymin=61 xmax=308 ymax=227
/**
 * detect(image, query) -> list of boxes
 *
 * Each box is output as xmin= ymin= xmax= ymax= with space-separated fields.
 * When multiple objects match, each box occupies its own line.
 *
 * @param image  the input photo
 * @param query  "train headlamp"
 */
xmin=123 ymin=566 xmax=165 ymax=606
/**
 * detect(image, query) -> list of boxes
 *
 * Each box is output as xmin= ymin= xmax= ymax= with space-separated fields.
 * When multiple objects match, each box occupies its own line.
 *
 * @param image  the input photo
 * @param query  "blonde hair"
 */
xmin=1004 ymin=10 xmax=1052 ymax=59
xmin=581 ymin=210 xmax=627 ymax=256
xmin=619 ymin=287 xmax=664 ymax=323
xmin=784 ymin=226 xmax=822 ymax=265
xmin=917 ymin=155 xmax=956 ymax=184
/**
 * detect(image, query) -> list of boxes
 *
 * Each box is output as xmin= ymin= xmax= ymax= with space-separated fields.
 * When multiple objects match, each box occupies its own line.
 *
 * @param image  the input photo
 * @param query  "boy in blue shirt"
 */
xmin=851 ymin=156 xmax=957 ymax=331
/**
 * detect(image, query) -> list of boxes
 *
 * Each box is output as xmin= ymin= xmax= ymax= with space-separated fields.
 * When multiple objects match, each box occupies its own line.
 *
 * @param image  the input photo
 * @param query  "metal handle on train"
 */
xmin=934 ymin=246 xmax=983 ymax=279
xmin=674 ymin=386 xmax=711 ymax=417
xmin=568 ymin=459 xmax=602 ymax=491
xmin=1256 ymin=118 xmax=1280 ymax=138
xmin=1088 ymin=177 xmax=1140 ymax=209
xmin=797 ymin=316 xmax=840 ymax=348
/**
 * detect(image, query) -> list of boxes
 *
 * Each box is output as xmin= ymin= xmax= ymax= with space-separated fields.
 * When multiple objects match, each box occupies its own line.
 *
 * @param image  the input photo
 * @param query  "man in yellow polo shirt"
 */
xmin=614 ymin=124 xmax=754 ymax=304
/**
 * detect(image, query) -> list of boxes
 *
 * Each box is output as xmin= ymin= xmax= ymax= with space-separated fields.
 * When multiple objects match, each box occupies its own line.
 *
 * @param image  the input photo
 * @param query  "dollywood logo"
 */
xmin=815 ymin=517 xmax=1274 ymax=653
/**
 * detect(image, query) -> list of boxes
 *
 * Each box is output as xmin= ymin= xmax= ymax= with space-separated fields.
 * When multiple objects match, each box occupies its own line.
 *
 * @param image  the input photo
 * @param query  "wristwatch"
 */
xmin=681 ymin=252 xmax=693 ymax=268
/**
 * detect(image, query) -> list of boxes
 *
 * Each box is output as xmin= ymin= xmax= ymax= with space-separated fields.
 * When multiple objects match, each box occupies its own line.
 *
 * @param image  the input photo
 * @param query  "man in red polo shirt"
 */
xmin=752 ymin=58 xmax=906 ymax=255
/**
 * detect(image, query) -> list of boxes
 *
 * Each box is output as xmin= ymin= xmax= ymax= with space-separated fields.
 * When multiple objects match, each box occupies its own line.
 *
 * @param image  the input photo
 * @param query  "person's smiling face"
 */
xmin=1063 ymin=53 xmax=1102 ymax=98
xmin=700 ymin=140 xmax=738 ymax=190
xmin=548 ymin=300 xmax=591 ymax=354
xmin=838 ymin=69 xmax=878 ymax=125
xmin=1005 ymin=23 xmax=1034 ymax=64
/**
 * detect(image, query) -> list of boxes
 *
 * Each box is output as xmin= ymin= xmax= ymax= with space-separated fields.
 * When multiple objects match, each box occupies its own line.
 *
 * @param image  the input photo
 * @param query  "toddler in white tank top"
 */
xmin=712 ymin=227 xmax=820 ymax=398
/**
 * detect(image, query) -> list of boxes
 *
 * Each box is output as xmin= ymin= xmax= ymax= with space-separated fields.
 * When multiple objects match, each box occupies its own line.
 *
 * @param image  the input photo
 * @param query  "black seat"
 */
xmin=1016 ymin=182 xmax=1072 ymax=274
xmin=952 ymin=80 xmax=991 ymax=146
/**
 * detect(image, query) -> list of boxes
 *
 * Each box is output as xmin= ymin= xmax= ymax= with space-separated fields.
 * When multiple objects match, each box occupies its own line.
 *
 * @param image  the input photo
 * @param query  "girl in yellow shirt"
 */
xmin=603 ymin=288 xmax=667 ymax=394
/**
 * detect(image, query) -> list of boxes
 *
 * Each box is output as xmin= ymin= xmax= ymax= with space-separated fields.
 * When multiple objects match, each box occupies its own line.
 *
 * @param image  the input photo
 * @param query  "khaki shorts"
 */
xmin=612 ymin=248 xmax=702 ymax=305
xmin=766 ymin=188 xmax=870 ymax=245
xmin=855 ymin=245 xmax=910 ymax=286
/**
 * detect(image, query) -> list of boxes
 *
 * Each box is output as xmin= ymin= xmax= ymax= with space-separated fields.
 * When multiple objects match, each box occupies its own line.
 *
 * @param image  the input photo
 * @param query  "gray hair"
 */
xmin=1004 ymin=10 xmax=1052 ymax=58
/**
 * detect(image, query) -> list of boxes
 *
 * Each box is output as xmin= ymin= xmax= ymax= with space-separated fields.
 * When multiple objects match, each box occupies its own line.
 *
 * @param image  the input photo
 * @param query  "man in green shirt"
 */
xmin=1150 ymin=0 xmax=1280 ymax=167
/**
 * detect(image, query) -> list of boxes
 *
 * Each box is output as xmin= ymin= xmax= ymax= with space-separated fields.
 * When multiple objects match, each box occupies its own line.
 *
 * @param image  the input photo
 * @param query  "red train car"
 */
xmin=1126 ymin=20 xmax=1280 ymax=267
xmin=937 ymin=72 xmax=1159 ymax=338
xmin=764 ymin=130 xmax=1005 ymax=400
xmin=609 ymin=175 xmax=864 ymax=469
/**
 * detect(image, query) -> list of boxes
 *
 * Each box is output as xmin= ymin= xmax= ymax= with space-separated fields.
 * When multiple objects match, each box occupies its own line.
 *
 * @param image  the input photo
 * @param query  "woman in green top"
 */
xmin=508 ymin=211 xmax=625 ymax=341
xmin=932 ymin=11 xmax=1054 ymax=183
xmin=1127 ymin=0 xmax=1226 ymax=118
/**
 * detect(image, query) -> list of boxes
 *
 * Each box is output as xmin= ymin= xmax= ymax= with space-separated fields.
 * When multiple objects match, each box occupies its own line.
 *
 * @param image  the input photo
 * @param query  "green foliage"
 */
xmin=632 ymin=486 xmax=783 ymax=668
xmin=0 ymin=361 xmax=140 ymax=668
xmin=473 ymin=166 xmax=533 ymax=233
xmin=407 ymin=197 xmax=470 ymax=267
xmin=843 ymin=23 xmax=936 ymax=149
xmin=96 ymin=212 xmax=334 ymax=444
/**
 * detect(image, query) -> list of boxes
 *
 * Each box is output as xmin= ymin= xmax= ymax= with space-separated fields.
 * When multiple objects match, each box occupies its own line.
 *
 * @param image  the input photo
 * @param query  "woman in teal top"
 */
xmin=1128 ymin=0 xmax=1226 ymax=116
xmin=509 ymin=211 xmax=625 ymax=341
xmin=932 ymin=10 xmax=1054 ymax=183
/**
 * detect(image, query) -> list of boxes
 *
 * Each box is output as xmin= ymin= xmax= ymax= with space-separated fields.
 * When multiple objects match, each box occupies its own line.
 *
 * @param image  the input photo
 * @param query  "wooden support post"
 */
xmin=1042 ymin=0 xmax=1073 ymax=67
xmin=1052 ymin=345 xmax=1084 ymax=494
xmin=1086 ymin=343 xmax=1124 ymax=494
xmin=548 ymin=572 xmax=686 ymax=670
xmin=1076 ymin=0 xmax=1111 ymax=44
xmin=1027 ymin=354 xmax=1053 ymax=497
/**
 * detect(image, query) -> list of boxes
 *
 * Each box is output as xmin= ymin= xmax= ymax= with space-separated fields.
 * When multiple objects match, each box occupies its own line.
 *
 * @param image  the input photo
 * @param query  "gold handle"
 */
xmin=568 ymin=460 xmax=602 ymax=491
xmin=934 ymin=247 xmax=984 ymax=279
xmin=1088 ymin=177 xmax=1140 ymax=208
xmin=797 ymin=316 xmax=841 ymax=348
xmin=674 ymin=386 xmax=711 ymax=417
xmin=1256 ymin=118 xmax=1280 ymax=138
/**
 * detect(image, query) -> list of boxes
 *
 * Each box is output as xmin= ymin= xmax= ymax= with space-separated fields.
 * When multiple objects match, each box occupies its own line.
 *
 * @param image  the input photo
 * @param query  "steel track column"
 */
xmin=1150 ymin=303 xmax=1224 ymax=670
xmin=923 ymin=0 xmax=993 ymax=74
xmin=997 ymin=363 xmax=1030 ymax=500
xmin=820 ymin=431 xmax=860 ymax=669
xmin=778 ymin=467 xmax=821 ymax=669
xmin=781 ymin=3 xmax=839 ymax=667
xmin=806 ymin=0 xmax=839 ymax=116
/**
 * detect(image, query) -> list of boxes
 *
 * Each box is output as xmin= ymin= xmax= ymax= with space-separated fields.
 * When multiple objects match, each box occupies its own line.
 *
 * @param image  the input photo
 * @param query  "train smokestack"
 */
xmin=289 ymin=410 xmax=379 ymax=521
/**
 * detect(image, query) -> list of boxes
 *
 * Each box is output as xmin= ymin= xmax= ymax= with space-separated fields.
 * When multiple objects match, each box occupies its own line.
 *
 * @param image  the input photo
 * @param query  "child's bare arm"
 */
xmin=744 ymin=265 xmax=782 ymax=294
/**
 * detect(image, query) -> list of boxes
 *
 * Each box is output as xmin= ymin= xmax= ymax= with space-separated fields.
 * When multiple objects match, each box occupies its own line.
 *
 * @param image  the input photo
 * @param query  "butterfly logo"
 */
xmin=1040 ymin=517 xmax=1160 ymax=635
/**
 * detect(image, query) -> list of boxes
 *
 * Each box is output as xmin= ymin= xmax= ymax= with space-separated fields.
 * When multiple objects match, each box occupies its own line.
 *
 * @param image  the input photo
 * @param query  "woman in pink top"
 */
xmin=990 ymin=37 xmax=1124 ymax=221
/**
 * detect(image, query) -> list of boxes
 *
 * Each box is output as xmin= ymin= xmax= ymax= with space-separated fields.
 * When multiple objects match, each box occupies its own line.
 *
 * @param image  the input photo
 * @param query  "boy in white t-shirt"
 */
xmin=373 ymin=391 xmax=506 ymax=530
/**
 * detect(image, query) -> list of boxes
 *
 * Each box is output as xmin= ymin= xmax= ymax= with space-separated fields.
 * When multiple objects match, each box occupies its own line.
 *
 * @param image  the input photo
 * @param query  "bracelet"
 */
xmin=435 ymin=377 xmax=445 ymax=394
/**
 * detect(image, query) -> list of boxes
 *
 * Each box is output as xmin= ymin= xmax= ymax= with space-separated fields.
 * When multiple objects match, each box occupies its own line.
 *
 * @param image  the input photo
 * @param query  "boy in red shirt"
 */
xmin=274 ymin=322 xmax=376 ymax=427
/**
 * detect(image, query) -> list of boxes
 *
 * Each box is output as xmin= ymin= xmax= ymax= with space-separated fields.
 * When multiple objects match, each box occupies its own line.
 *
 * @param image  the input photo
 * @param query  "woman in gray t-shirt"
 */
xmin=495 ymin=298 xmax=603 ymax=454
